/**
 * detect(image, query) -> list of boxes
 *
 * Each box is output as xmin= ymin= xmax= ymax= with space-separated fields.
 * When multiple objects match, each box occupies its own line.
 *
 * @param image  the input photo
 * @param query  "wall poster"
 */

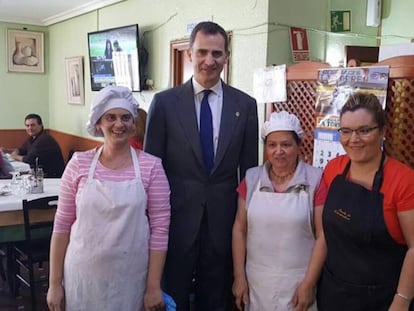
xmin=313 ymin=66 xmax=390 ymax=168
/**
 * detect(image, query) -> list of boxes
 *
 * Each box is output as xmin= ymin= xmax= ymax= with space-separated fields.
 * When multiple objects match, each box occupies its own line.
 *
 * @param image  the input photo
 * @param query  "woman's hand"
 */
xmin=388 ymin=294 xmax=411 ymax=311
xmin=232 ymin=275 xmax=249 ymax=310
xmin=291 ymin=281 xmax=315 ymax=311
xmin=144 ymin=286 xmax=165 ymax=311
xmin=46 ymin=284 xmax=65 ymax=311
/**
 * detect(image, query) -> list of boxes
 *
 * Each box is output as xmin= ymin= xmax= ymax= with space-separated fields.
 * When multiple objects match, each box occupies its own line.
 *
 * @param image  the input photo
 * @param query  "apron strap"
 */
xmin=130 ymin=146 xmax=142 ymax=181
xmin=341 ymin=160 xmax=351 ymax=179
xmin=88 ymin=146 xmax=141 ymax=181
xmin=88 ymin=146 xmax=103 ymax=180
xmin=341 ymin=152 xmax=387 ymax=243
xmin=341 ymin=152 xmax=386 ymax=193
xmin=372 ymin=152 xmax=386 ymax=193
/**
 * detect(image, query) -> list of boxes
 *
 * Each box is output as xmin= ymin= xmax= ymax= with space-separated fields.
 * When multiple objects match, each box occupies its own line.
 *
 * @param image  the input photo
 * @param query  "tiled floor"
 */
xmin=0 ymin=258 xmax=49 ymax=311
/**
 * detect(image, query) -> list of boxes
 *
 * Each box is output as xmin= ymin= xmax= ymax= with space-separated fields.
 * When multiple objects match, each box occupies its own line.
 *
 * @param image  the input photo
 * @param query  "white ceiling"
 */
xmin=0 ymin=0 xmax=125 ymax=26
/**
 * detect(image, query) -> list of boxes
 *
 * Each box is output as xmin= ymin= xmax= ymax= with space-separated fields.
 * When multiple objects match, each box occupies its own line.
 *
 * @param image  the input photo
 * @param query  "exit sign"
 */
xmin=331 ymin=10 xmax=351 ymax=32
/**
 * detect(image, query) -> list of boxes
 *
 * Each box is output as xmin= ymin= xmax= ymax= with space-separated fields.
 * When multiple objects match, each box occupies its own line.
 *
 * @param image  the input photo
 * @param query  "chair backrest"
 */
xmin=22 ymin=196 xmax=58 ymax=242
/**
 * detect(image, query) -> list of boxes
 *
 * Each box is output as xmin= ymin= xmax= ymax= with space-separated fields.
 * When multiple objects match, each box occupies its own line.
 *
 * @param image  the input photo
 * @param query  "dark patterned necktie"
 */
xmin=200 ymin=89 xmax=214 ymax=174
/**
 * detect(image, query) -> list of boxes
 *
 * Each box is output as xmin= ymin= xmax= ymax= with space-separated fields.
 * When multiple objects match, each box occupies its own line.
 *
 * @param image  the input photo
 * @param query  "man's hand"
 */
xmin=10 ymin=150 xmax=23 ymax=162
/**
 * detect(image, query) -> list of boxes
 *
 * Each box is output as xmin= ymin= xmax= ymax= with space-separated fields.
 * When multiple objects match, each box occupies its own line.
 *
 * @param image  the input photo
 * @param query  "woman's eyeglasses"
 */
xmin=337 ymin=126 xmax=379 ymax=137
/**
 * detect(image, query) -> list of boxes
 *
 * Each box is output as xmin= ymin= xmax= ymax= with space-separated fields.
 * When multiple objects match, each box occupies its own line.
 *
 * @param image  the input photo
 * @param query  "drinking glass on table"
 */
xmin=22 ymin=174 xmax=34 ymax=194
xmin=10 ymin=171 xmax=21 ymax=195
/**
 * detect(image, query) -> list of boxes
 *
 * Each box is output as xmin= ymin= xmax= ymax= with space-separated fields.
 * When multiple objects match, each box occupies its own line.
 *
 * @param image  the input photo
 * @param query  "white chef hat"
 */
xmin=261 ymin=111 xmax=304 ymax=140
xmin=86 ymin=85 xmax=139 ymax=137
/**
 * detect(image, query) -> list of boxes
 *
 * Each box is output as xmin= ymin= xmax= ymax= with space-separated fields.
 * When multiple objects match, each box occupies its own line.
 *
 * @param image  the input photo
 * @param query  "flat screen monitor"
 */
xmin=87 ymin=24 xmax=141 ymax=91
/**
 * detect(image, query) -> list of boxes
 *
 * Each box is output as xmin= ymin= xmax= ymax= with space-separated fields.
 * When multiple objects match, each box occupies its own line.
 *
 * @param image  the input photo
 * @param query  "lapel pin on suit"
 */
xmin=235 ymin=112 xmax=240 ymax=117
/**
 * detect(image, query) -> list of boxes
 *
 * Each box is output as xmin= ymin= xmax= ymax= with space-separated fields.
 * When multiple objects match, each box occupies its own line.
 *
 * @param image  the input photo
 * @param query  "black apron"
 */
xmin=317 ymin=153 xmax=413 ymax=311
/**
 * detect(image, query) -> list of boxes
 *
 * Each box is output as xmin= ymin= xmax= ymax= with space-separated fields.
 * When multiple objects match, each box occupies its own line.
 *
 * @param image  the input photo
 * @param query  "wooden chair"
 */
xmin=0 ymin=247 xmax=7 ymax=281
xmin=13 ymin=195 xmax=58 ymax=311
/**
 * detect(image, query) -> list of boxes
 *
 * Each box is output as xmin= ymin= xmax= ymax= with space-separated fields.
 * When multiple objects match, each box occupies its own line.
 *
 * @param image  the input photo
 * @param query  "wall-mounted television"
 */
xmin=87 ymin=24 xmax=141 ymax=91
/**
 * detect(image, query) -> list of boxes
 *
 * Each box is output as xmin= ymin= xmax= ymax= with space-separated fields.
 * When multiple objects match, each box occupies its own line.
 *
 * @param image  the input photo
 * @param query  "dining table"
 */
xmin=0 ymin=178 xmax=61 ymax=243
xmin=10 ymin=161 xmax=31 ymax=174
xmin=4 ymin=153 xmax=31 ymax=173
xmin=0 ymin=178 xmax=61 ymax=295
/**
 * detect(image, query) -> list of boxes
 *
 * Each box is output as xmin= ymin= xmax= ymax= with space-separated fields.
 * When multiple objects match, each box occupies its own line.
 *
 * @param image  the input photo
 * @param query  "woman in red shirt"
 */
xmin=317 ymin=93 xmax=414 ymax=310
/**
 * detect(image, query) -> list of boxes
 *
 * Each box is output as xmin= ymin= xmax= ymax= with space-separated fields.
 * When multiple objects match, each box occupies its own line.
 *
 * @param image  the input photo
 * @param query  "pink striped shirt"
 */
xmin=53 ymin=148 xmax=170 ymax=251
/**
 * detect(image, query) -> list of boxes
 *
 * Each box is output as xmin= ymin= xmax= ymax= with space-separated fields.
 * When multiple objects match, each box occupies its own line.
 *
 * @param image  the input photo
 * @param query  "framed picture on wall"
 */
xmin=65 ymin=56 xmax=85 ymax=105
xmin=7 ymin=29 xmax=44 ymax=73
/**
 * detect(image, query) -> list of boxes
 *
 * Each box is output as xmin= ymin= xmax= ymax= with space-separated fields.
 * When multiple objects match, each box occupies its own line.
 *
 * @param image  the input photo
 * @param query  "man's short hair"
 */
xmin=25 ymin=113 xmax=43 ymax=125
xmin=190 ymin=21 xmax=229 ymax=53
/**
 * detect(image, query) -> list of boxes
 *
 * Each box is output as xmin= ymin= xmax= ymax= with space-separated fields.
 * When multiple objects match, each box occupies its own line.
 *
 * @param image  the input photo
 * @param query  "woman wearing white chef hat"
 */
xmin=232 ymin=111 xmax=327 ymax=311
xmin=47 ymin=86 xmax=171 ymax=311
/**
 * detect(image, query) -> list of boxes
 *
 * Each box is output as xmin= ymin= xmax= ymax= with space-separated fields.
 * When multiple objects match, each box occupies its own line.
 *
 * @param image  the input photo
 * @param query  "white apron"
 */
xmin=64 ymin=147 xmax=149 ymax=311
xmin=245 ymin=181 xmax=317 ymax=311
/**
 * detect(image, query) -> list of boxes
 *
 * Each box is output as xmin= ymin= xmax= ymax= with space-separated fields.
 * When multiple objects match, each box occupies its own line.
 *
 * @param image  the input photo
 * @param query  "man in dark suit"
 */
xmin=145 ymin=21 xmax=258 ymax=311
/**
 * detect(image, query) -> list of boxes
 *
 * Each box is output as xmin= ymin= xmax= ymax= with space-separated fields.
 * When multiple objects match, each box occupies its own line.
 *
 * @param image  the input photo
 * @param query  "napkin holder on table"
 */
xmin=30 ymin=168 xmax=44 ymax=194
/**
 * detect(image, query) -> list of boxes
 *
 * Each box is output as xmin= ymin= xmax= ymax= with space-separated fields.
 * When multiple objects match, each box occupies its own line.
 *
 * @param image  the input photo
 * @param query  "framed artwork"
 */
xmin=65 ymin=56 xmax=85 ymax=105
xmin=7 ymin=29 xmax=44 ymax=73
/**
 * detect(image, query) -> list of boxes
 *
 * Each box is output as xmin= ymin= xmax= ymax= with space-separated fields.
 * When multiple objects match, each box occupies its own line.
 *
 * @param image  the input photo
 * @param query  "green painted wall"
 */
xmin=47 ymin=0 xmax=269 ymax=138
xmin=326 ymin=0 xmax=378 ymax=66
xmin=267 ymin=0 xmax=329 ymax=66
xmin=381 ymin=0 xmax=414 ymax=45
xmin=1 ymin=0 xmax=412 ymax=137
xmin=48 ymin=13 xmax=97 ymax=137
xmin=0 ymin=23 xmax=48 ymax=129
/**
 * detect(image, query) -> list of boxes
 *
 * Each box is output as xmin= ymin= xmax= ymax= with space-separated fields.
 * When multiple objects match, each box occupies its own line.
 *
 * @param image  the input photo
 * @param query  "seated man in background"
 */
xmin=0 ymin=113 xmax=65 ymax=178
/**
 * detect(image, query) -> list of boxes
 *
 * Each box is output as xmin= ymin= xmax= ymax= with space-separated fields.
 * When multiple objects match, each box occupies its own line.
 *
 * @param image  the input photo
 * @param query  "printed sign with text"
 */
xmin=289 ymin=27 xmax=310 ymax=62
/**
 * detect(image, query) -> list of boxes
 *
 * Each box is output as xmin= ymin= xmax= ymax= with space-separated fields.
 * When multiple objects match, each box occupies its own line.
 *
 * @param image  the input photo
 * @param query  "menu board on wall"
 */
xmin=313 ymin=66 xmax=390 ymax=168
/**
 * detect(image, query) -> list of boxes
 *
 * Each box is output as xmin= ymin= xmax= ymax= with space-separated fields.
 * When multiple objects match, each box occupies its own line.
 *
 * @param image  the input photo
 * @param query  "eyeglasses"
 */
xmin=337 ymin=126 xmax=379 ymax=137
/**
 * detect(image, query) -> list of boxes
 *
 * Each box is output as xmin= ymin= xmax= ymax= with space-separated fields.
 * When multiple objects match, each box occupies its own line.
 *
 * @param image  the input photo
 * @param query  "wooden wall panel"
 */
xmin=0 ymin=129 xmax=28 ymax=149
xmin=0 ymin=129 xmax=101 ymax=163
xmin=49 ymin=130 xmax=101 ymax=163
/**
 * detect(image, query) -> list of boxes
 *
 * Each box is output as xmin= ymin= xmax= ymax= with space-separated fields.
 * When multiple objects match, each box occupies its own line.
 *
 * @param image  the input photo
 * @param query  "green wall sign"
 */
xmin=331 ymin=10 xmax=351 ymax=32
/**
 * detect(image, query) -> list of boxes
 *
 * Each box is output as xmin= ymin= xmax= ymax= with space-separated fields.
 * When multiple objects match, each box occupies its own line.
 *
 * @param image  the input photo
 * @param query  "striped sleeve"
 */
xmin=53 ymin=152 xmax=82 ymax=233
xmin=140 ymin=152 xmax=171 ymax=251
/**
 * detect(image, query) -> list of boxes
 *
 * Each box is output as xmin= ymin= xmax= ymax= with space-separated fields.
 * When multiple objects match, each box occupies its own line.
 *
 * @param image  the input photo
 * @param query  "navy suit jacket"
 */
xmin=145 ymin=79 xmax=258 ymax=255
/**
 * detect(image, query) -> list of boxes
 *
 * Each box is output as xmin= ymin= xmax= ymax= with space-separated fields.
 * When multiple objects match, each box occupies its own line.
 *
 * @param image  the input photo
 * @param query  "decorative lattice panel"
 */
xmin=385 ymin=78 xmax=414 ymax=168
xmin=268 ymin=58 xmax=414 ymax=169
xmin=272 ymin=80 xmax=318 ymax=164
xmin=271 ymin=78 xmax=414 ymax=169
